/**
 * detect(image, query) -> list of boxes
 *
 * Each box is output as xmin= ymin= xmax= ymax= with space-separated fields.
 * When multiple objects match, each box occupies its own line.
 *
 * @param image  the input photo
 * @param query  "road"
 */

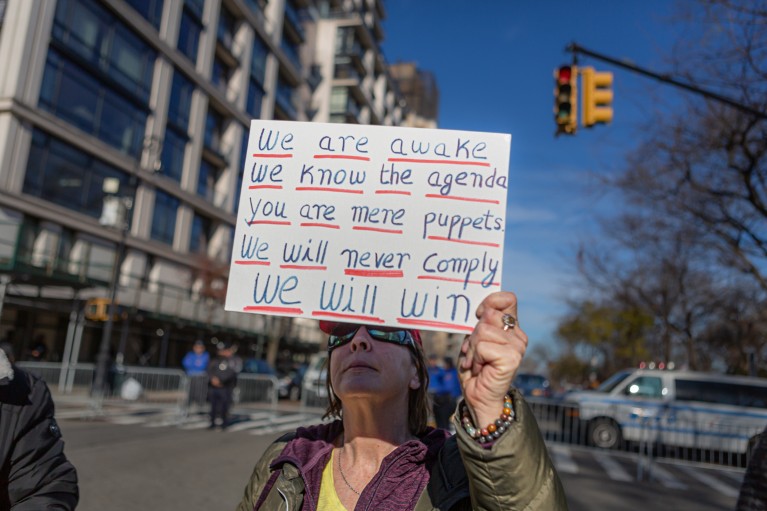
xmin=57 ymin=408 xmax=744 ymax=511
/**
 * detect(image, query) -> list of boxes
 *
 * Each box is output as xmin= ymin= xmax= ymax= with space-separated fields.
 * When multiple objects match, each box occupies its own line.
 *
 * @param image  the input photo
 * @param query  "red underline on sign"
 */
xmin=248 ymin=220 xmax=292 ymax=226
xmin=352 ymin=226 xmax=403 ymax=234
xmin=249 ymin=185 xmax=283 ymax=190
xmin=424 ymin=194 xmax=500 ymax=204
xmin=387 ymin=157 xmax=491 ymax=167
xmin=311 ymin=311 xmax=386 ymax=323
xmin=375 ymin=190 xmax=411 ymax=195
xmin=295 ymin=187 xmax=364 ymax=194
xmin=397 ymin=318 xmax=475 ymax=333
xmin=427 ymin=236 xmax=500 ymax=248
xmin=252 ymin=153 xmax=293 ymax=158
xmin=234 ymin=260 xmax=270 ymax=266
xmin=344 ymin=269 xmax=404 ymax=277
xmin=417 ymin=275 xmax=500 ymax=286
xmin=313 ymin=154 xmax=371 ymax=161
xmin=280 ymin=264 xmax=327 ymax=270
xmin=244 ymin=305 xmax=303 ymax=314
xmin=300 ymin=222 xmax=341 ymax=229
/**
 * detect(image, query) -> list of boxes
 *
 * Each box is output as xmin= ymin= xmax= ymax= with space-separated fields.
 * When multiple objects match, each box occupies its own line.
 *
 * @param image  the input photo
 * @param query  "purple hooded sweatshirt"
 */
xmin=267 ymin=420 xmax=450 ymax=511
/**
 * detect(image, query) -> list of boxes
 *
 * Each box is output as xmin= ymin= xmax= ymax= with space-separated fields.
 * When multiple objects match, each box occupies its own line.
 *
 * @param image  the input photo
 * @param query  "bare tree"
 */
xmin=564 ymin=0 xmax=767 ymax=374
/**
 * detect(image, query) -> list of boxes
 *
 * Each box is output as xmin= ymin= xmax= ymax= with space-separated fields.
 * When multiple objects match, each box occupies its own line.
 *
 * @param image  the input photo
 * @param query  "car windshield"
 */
xmin=597 ymin=370 xmax=633 ymax=393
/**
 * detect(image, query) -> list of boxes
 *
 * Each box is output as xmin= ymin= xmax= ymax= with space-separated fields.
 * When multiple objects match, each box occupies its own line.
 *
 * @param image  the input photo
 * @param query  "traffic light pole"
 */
xmin=567 ymin=42 xmax=767 ymax=121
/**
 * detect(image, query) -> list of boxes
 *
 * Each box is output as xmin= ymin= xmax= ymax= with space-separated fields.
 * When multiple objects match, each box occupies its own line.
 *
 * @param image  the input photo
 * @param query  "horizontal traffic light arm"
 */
xmin=567 ymin=42 xmax=767 ymax=120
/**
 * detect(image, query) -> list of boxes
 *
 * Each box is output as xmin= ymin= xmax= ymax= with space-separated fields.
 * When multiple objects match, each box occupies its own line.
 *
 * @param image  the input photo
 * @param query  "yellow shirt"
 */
xmin=317 ymin=449 xmax=348 ymax=511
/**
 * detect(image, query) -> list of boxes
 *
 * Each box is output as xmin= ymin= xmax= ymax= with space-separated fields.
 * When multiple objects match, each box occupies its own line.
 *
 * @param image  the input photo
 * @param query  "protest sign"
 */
xmin=224 ymin=120 xmax=511 ymax=334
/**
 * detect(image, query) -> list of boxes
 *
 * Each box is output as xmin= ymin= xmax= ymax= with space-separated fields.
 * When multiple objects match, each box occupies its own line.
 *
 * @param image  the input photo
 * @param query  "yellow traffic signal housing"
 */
xmin=582 ymin=67 xmax=614 ymax=127
xmin=85 ymin=298 xmax=117 ymax=321
xmin=554 ymin=65 xmax=577 ymax=135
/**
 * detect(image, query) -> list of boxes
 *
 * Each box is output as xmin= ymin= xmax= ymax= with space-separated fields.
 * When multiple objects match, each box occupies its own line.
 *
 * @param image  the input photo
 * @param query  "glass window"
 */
xmin=167 ymin=69 xmax=194 ymax=130
xmin=40 ymin=49 xmax=148 ymax=157
xmin=190 ymin=213 xmax=212 ymax=253
xmin=624 ymin=376 xmax=663 ymax=398
xmin=197 ymin=160 xmax=219 ymax=201
xmin=597 ymin=370 xmax=633 ymax=393
xmin=233 ymin=132 xmax=248 ymax=214
xmin=159 ymin=127 xmax=187 ymax=182
xmin=151 ymin=190 xmax=179 ymax=244
xmin=212 ymin=56 xmax=232 ymax=91
xmin=124 ymin=0 xmax=164 ymax=29
xmin=51 ymin=0 xmax=155 ymax=102
xmin=0 ymin=0 xmax=6 ymax=26
xmin=184 ymin=0 xmax=204 ymax=18
xmin=243 ymin=0 xmax=264 ymax=16
xmin=177 ymin=7 xmax=202 ymax=63
xmin=204 ymin=108 xmax=224 ymax=152
xmin=24 ymin=129 xmax=131 ymax=219
xmin=247 ymin=78 xmax=264 ymax=118
xmin=217 ymin=6 xmax=236 ymax=48
xmin=275 ymin=76 xmax=296 ymax=119
xmin=251 ymin=36 xmax=268 ymax=84
xmin=675 ymin=379 xmax=765 ymax=407
xmin=281 ymin=35 xmax=301 ymax=70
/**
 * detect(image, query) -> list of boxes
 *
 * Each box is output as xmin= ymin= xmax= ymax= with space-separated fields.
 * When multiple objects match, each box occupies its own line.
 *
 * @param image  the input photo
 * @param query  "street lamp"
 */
xmin=93 ymin=176 xmax=134 ymax=399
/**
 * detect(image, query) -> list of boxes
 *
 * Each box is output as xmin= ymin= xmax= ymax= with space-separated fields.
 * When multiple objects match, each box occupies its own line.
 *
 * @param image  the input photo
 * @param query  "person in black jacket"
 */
xmin=207 ymin=340 xmax=238 ymax=430
xmin=0 ymin=342 xmax=79 ymax=510
xmin=737 ymin=427 xmax=767 ymax=511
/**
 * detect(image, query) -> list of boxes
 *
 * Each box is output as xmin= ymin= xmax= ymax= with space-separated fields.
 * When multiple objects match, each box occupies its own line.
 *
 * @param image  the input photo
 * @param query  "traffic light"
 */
xmin=582 ymin=67 xmax=613 ymax=127
xmin=85 ymin=298 xmax=117 ymax=321
xmin=554 ymin=65 xmax=577 ymax=135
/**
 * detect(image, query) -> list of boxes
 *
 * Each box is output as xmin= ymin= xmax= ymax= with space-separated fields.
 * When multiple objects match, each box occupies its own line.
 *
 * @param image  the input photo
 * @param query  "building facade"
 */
xmin=0 ymin=0 xmax=424 ymax=371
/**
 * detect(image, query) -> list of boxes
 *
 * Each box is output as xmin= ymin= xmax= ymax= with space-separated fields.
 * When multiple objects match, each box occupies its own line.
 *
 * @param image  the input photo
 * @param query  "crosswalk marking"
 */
xmin=548 ymin=444 xmax=579 ymax=474
xmin=648 ymin=463 xmax=687 ymax=489
xmin=593 ymin=452 xmax=632 ymax=482
xmin=677 ymin=465 xmax=740 ymax=498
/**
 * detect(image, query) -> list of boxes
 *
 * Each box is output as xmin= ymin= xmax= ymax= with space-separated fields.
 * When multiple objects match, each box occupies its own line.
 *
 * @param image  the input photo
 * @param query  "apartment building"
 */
xmin=0 ymin=0 xmax=422 ymax=370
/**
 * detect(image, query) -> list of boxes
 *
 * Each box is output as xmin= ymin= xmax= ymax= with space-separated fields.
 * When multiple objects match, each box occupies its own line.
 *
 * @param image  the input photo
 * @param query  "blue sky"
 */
xmin=381 ymin=1 xmax=684 ymax=352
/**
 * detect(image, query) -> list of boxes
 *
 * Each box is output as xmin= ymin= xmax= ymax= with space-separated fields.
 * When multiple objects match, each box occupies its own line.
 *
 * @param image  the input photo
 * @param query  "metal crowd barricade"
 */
xmin=104 ymin=365 xmax=188 ymax=409
xmin=235 ymin=373 xmax=278 ymax=408
xmin=523 ymin=396 xmax=758 ymax=471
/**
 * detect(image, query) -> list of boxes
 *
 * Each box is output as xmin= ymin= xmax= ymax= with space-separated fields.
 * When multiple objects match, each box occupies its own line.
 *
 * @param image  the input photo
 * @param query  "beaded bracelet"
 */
xmin=460 ymin=394 xmax=515 ymax=444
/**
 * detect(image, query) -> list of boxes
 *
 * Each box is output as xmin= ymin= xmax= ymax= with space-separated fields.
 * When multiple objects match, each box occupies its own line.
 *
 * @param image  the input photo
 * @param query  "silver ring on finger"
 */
xmin=502 ymin=314 xmax=517 ymax=331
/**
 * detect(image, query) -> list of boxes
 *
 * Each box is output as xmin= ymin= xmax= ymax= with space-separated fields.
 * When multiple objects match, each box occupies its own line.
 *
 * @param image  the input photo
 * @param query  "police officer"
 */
xmin=207 ymin=341 xmax=238 ymax=430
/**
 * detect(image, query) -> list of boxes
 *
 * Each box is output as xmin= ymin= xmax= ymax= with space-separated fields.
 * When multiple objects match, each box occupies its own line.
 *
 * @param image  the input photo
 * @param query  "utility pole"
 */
xmin=92 ymin=176 xmax=134 ymax=402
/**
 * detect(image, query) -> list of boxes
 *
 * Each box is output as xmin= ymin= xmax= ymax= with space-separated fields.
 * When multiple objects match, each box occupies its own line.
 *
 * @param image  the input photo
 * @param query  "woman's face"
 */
xmin=329 ymin=326 xmax=420 ymax=404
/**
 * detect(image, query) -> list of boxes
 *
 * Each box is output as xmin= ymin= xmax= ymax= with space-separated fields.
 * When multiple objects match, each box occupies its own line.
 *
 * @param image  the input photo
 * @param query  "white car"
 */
xmin=563 ymin=368 xmax=767 ymax=454
xmin=301 ymin=353 xmax=328 ymax=408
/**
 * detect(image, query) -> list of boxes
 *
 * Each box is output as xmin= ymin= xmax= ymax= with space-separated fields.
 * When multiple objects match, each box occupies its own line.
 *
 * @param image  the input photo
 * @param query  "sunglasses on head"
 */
xmin=327 ymin=324 xmax=416 ymax=352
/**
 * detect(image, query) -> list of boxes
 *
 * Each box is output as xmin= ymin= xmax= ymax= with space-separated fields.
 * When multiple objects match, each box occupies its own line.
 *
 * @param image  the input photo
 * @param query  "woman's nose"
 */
xmin=349 ymin=329 xmax=371 ymax=352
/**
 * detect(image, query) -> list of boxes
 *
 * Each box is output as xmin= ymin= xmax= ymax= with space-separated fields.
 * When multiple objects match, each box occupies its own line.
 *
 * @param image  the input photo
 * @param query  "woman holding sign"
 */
xmin=236 ymin=291 xmax=567 ymax=510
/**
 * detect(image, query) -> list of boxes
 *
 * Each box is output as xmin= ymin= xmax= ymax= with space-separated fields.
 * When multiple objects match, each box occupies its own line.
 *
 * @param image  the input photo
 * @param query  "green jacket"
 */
xmin=237 ymin=389 xmax=568 ymax=510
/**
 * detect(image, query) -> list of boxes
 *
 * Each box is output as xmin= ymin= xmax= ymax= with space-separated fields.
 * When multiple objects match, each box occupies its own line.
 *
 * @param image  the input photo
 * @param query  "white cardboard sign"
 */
xmin=224 ymin=120 xmax=511 ymax=334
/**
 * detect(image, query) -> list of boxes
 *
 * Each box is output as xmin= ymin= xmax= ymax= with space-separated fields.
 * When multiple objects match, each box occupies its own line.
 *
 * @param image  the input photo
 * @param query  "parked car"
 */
xmin=513 ymin=372 xmax=552 ymax=398
xmin=278 ymin=364 xmax=307 ymax=400
xmin=302 ymin=353 xmax=328 ymax=407
xmin=562 ymin=368 xmax=767 ymax=453
xmin=243 ymin=358 xmax=275 ymax=375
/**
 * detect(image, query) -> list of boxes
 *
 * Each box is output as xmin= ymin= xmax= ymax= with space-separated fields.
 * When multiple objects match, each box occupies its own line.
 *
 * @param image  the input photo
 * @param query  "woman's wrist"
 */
xmin=460 ymin=394 xmax=515 ymax=444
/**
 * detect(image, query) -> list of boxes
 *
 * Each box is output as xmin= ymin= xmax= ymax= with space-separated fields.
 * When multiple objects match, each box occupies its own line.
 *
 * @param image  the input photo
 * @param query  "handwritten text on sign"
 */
xmin=224 ymin=120 xmax=511 ymax=334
